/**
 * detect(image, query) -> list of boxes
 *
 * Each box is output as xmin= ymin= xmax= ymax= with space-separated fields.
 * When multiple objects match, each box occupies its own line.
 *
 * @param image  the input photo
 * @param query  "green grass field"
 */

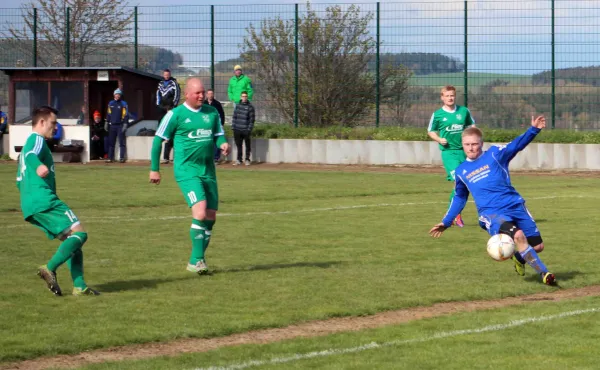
xmin=0 ymin=163 xmax=599 ymax=369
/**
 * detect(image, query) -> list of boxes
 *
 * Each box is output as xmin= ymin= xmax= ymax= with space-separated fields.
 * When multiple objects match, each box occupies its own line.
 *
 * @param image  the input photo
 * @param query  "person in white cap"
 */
xmin=227 ymin=65 xmax=253 ymax=110
xmin=105 ymin=88 xmax=129 ymax=163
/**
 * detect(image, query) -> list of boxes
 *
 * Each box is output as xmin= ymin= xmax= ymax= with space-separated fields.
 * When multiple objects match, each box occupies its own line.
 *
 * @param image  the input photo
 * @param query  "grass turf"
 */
xmin=0 ymin=163 xmax=598 ymax=363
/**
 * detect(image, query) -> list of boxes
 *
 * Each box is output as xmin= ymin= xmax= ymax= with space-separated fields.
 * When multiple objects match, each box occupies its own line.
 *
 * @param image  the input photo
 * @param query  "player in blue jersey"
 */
xmin=429 ymin=115 xmax=556 ymax=286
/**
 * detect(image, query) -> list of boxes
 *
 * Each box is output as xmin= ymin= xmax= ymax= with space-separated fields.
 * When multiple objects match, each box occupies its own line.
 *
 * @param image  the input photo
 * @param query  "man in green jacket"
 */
xmin=227 ymin=65 xmax=253 ymax=108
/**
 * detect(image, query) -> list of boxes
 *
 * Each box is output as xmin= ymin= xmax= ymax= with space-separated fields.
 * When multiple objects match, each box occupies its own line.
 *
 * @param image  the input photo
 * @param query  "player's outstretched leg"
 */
xmin=187 ymin=219 xmax=209 ymax=275
xmin=39 ymin=230 xmax=88 ymax=296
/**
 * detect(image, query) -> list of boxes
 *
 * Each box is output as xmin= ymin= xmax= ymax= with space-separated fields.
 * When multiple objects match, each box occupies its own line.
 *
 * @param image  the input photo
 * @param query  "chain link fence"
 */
xmin=1 ymin=1 xmax=599 ymax=129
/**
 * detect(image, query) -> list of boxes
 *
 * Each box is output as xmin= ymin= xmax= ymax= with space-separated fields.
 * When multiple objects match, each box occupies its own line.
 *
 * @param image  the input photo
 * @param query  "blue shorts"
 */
xmin=478 ymin=203 xmax=540 ymax=238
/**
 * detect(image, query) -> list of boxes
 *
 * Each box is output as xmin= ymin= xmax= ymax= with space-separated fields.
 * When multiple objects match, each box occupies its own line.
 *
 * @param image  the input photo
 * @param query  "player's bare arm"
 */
xmin=427 ymin=131 xmax=448 ymax=146
xmin=429 ymin=223 xmax=448 ymax=238
xmin=149 ymin=171 xmax=161 ymax=185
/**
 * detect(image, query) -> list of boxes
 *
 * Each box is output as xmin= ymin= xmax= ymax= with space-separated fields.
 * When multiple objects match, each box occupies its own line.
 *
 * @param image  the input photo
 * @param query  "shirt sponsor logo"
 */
xmin=445 ymin=124 xmax=465 ymax=132
xmin=187 ymin=128 xmax=213 ymax=140
xmin=466 ymin=164 xmax=491 ymax=183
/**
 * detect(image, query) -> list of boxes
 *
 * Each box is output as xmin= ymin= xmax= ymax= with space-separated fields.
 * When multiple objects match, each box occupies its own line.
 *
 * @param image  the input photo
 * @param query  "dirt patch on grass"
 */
xmin=3 ymin=285 xmax=600 ymax=370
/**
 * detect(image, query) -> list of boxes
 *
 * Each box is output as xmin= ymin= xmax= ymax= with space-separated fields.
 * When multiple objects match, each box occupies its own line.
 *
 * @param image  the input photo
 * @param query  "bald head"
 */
xmin=185 ymin=77 xmax=206 ymax=109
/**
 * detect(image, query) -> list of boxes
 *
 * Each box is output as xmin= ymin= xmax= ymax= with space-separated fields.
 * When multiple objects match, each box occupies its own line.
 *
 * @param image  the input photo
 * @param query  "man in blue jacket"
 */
xmin=105 ymin=89 xmax=129 ymax=163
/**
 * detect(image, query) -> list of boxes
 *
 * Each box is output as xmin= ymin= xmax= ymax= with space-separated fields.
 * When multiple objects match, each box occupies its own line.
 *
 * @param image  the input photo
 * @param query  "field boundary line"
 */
xmin=2 ymin=195 xmax=585 ymax=228
xmin=2 ymin=285 xmax=600 ymax=370
xmin=196 ymin=307 xmax=600 ymax=370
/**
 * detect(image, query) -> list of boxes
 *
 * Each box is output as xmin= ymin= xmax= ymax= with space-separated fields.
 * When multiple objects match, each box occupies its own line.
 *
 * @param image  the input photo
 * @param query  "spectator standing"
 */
xmin=0 ymin=105 xmax=7 ymax=154
xmin=227 ymin=65 xmax=253 ymax=110
xmin=231 ymin=91 xmax=255 ymax=166
xmin=156 ymin=69 xmax=181 ymax=164
xmin=90 ymin=110 xmax=106 ymax=160
xmin=105 ymin=88 xmax=129 ymax=163
xmin=76 ymin=105 xmax=86 ymax=125
xmin=205 ymin=89 xmax=225 ymax=163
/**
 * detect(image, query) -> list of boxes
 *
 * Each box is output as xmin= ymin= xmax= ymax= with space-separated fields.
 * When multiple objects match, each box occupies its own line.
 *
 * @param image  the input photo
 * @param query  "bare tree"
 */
xmin=243 ymin=3 xmax=411 ymax=127
xmin=4 ymin=0 xmax=133 ymax=67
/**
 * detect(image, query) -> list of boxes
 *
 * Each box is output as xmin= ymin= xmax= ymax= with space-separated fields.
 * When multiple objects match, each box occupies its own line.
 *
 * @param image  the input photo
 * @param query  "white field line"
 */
xmin=2 ymin=195 xmax=585 ymax=228
xmin=194 ymin=307 xmax=600 ymax=370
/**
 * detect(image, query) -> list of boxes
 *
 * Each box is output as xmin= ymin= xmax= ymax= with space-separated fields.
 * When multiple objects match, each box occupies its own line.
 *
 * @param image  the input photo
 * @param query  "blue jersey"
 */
xmin=442 ymin=126 xmax=542 ymax=228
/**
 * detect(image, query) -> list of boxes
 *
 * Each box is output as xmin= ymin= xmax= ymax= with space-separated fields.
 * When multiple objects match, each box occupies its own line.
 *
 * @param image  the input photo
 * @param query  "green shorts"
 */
xmin=177 ymin=177 xmax=219 ymax=210
xmin=27 ymin=201 xmax=80 ymax=240
xmin=441 ymin=149 xmax=466 ymax=181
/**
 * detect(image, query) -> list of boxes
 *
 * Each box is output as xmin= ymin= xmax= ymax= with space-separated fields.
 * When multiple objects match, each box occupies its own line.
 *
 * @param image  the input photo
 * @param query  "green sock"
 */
xmin=203 ymin=220 xmax=216 ymax=254
xmin=47 ymin=232 xmax=88 ymax=272
xmin=189 ymin=219 xmax=206 ymax=264
xmin=67 ymin=248 xmax=87 ymax=290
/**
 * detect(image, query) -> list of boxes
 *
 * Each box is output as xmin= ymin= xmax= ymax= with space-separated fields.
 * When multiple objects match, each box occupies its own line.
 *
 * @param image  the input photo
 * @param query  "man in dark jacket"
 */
xmin=105 ymin=88 xmax=129 ymax=163
xmin=205 ymin=89 xmax=226 ymax=163
xmin=231 ymin=91 xmax=255 ymax=166
xmin=156 ymin=69 xmax=181 ymax=164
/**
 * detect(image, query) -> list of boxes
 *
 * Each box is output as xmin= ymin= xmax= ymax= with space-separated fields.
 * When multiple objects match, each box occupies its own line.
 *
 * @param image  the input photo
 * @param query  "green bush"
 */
xmin=241 ymin=124 xmax=600 ymax=144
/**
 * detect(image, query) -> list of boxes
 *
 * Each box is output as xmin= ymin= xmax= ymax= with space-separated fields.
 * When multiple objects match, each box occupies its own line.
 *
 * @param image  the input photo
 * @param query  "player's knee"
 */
xmin=513 ymin=230 xmax=527 ymax=245
xmin=205 ymin=209 xmax=217 ymax=220
xmin=72 ymin=231 xmax=88 ymax=244
xmin=526 ymin=235 xmax=544 ymax=252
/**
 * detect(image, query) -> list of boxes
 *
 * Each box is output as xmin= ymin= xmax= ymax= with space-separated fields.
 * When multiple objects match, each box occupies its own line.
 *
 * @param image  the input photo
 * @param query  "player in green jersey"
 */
xmin=17 ymin=106 xmax=98 ymax=296
xmin=149 ymin=78 xmax=230 ymax=275
xmin=427 ymin=85 xmax=475 ymax=228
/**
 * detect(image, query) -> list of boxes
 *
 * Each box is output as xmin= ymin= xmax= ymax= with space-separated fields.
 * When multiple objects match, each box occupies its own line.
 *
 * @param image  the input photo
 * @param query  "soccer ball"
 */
xmin=486 ymin=234 xmax=515 ymax=261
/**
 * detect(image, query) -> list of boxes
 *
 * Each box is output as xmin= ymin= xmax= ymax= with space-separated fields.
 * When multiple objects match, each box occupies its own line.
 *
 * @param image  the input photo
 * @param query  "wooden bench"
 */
xmin=15 ymin=144 xmax=85 ymax=163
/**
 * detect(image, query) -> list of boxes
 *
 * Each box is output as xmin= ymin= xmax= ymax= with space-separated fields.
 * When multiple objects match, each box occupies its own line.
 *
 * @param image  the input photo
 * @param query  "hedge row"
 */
xmin=224 ymin=125 xmax=600 ymax=144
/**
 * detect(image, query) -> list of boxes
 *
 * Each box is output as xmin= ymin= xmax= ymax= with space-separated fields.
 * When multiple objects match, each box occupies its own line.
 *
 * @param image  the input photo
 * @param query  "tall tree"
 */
xmin=4 ymin=0 xmax=133 ymax=67
xmin=243 ymin=3 xmax=411 ymax=127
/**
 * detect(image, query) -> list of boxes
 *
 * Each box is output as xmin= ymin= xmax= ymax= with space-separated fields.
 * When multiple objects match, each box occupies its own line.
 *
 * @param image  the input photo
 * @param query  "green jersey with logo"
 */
xmin=427 ymin=105 xmax=475 ymax=151
xmin=155 ymin=102 xmax=226 ymax=179
xmin=16 ymin=132 xmax=60 ymax=219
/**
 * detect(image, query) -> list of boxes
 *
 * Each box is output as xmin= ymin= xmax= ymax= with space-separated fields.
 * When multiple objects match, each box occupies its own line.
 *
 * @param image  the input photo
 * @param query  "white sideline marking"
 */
xmin=194 ymin=307 xmax=600 ymax=370
xmin=2 ymin=195 xmax=585 ymax=228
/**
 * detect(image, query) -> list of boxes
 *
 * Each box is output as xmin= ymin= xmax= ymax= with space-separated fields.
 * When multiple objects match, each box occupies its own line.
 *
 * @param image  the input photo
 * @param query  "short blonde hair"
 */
xmin=462 ymin=126 xmax=483 ymax=141
xmin=441 ymin=85 xmax=456 ymax=95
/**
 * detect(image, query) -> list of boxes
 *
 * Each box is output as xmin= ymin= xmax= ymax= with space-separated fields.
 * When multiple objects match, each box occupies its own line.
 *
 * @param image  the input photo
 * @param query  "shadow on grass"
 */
xmin=211 ymin=261 xmax=344 ymax=274
xmin=95 ymin=261 xmax=343 ymax=292
xmin=524 ymin=270 xmax=584 ymax=283
xmin=94 ymin=275 xmax=198 ymax=292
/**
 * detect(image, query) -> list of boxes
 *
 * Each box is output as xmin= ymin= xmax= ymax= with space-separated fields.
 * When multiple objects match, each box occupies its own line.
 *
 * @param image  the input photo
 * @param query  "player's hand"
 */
xmin=429 ymin=223 xmax=448 ymax=238
xmin=149 ymin=171 xmax=161 ymax=185
xmin=220 ymin=142 xmax=230 ymax=156
xmin=36 ymin=164 xmax=49 ymax=178
xmin=439 ymin=138 xmax=448 ymax=146
xmin=531 ymin=115 xmax=546 ymax=129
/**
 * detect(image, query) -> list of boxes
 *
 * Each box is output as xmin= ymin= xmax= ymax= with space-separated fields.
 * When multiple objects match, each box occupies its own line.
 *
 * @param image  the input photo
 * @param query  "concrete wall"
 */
xmin=120 ymin=137 xmax=600 ymax=170
xmin=9 ymin=124 xmax=91 ymax=163
xmin=1 ymin=134 xmax=8 ymax=155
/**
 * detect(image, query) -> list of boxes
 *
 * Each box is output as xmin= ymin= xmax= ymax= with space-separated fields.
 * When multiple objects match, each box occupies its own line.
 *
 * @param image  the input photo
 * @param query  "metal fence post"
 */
xmin=65 ymin=7 xmax=70 ymax=67
xmin=211 ymin=5 xmax=215 ymax=91
xmin=551 ymin=0 xmax=556 ymax=129
xmin=294 ymin=3 xmax=299 ymax=128
xmin=464 ymin=0 xmax=468 ymax=107
xmin=134 ymin=7 xmax=138 ymax=69
xmin=33 ymin=8 xmax=37 ymax=67
xmin=375 ymin=2 xmax=380 ymax=128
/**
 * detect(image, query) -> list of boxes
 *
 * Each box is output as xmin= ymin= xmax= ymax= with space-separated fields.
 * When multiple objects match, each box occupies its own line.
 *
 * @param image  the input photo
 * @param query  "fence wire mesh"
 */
xmin=1 ymin=1 xmax=599 ymax=129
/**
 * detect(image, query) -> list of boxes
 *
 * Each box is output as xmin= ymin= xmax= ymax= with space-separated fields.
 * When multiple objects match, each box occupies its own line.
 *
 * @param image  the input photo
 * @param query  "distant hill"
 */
xmin=533 ymin=66 xmax=600 ymax=86
xmin=214 ymin=52 xmax=464 ymax=76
